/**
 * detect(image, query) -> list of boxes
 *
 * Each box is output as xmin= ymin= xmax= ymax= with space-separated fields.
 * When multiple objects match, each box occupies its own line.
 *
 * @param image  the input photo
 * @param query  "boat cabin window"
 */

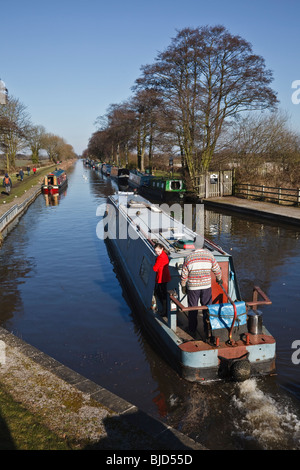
xmin=170 ymin=181 xmax=181 ymax=190
xmin=48 ymin=176 xmax=54 ymax=184
xmin=139 ymin=255 xmax=151 ymax=285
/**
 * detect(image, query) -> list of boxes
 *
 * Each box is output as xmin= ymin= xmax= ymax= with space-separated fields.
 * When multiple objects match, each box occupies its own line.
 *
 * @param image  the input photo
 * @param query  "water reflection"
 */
xmin=43 ymin=189 xmax=68 ymax=206
xmin=0 ymin=214 xmax=37 ymax=325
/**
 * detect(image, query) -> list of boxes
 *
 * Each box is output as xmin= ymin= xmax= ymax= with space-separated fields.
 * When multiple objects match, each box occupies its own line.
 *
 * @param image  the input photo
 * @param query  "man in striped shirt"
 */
xmin=181 ymin=236 xmax=222 ymax=335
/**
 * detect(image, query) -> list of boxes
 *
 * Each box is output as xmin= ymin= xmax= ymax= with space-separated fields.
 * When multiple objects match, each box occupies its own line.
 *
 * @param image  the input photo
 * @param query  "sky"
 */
xmin=1 ymin=0 xmax=300 ymax=155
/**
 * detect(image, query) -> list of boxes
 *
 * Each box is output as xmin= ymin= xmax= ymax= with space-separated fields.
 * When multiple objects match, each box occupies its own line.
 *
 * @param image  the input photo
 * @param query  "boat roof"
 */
xmin=149 ymin=176 xmax=184 ymax=181
xmin=48 ymin=169 xmax=66 ymax=176
xmin=108 ymin=192 xmax=228 ymax=259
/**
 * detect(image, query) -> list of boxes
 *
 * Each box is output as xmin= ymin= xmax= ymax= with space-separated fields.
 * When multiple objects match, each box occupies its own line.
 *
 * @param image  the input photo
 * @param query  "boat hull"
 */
xmin=140 ymin=177 xmax=186 ymax=202
xmin=42 ymin=182 xmax=67 ymax=195
xmin=140 ymin=185 xmax=185 ymax=202
xmin=42 ymin=170 xmax=68 ymax=195
xmin=110 ymin=167 xmax=129 ymax=189
xmin=106 ymin=235 xmax=276 ymax=382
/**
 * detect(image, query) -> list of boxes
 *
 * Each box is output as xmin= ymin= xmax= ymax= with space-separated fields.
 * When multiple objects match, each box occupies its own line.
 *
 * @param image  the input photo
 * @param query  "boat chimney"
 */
xmin=247 ymin=309 xmax=263 ymax=335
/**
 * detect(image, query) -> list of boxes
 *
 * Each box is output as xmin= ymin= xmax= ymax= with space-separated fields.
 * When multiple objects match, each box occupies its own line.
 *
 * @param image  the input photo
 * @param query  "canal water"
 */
xmin=0 ymin=160 xmax=299 ymax=450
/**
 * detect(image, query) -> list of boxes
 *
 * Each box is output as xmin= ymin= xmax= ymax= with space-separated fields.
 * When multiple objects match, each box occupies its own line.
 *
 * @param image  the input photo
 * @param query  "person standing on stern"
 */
xmin=181 ymin=236 xmax=222 ymax=335
xmin=153 ymin=243 xmax=171 ymax=317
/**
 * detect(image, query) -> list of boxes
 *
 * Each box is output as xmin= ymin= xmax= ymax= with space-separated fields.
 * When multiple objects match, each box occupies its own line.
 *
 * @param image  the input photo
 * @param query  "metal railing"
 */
xmin=234 ymin=183 xmax=300 ymax=206
xmin=167 ymin=285 xmax=271 ymax=344
xmin=0 ymin=188 xmax=41 ymax=233
xmin=169 ymin=285 xmax=271 ymax=314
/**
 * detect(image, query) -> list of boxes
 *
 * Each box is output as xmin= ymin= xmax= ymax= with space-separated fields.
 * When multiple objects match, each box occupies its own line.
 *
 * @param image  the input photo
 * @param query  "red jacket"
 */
xmin=153 ymin=251 xmax=171 ymax=283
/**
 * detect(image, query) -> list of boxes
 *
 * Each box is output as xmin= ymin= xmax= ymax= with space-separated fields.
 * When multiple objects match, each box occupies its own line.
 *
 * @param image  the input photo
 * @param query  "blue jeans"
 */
xmin=187 ymin=288 xmax=212 ymax=331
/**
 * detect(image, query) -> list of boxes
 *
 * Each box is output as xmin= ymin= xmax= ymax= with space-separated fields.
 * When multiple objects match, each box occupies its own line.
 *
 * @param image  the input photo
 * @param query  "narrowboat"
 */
xmin=101 ymin=163 xmax=111 ymax=176
xmin=128 ymin=170 xmax=152 ymax=191
xmin=42 ymin=169 xmax=68 ymax=194
xmin=140 ymin=176 xmax=186 ymax=201
xmin=102 ymin=192 xmax=276 ymax=383
xmin=110 ymin=167 xmax=130 ymax=189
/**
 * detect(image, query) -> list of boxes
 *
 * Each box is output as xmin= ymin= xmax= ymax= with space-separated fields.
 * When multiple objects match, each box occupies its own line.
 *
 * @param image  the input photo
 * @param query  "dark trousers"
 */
xmin=187 ymin=288 xmax=212 ymax=331
xmin=155 ymin=282 xmax=168 ymax=316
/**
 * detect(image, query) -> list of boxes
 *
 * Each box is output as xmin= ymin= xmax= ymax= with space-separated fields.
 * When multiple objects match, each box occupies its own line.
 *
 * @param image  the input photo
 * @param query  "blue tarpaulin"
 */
xmin=207 ymin=301 xmax=247 ymax=330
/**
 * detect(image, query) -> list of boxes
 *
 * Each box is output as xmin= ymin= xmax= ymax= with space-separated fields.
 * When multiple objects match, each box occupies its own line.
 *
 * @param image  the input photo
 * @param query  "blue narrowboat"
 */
xmin=102 ymin=192 xmax=276 ymax=382
xmin=128 ymin=170 xmax=152 ymax=191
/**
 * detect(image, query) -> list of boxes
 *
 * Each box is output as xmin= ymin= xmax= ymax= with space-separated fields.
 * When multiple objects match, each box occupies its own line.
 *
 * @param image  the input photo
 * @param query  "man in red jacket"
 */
xmin=153 ymin=243 xmax=171 ymax=316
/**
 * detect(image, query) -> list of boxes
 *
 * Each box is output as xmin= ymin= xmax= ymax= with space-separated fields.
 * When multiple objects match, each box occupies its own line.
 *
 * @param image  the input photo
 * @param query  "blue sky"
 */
xmin=1 ymin=0 xmax=300 ymax=154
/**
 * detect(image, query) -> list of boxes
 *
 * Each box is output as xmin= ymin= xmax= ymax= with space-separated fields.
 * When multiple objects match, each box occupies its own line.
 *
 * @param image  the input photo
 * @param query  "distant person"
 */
xmin=181 ymin=236 xmax=222 ymax=334
xmin=26 ymin=166 xmax=30 ymax=176
xmin=153 ymin=243 xmax=171 ymax=317
xmin=3 ymin=173 xmax=12 ymax=194
xmin=33 ymin=166 xmax=37 ymax=175
xmin=19 ymin=169 xmax=24 ymax=181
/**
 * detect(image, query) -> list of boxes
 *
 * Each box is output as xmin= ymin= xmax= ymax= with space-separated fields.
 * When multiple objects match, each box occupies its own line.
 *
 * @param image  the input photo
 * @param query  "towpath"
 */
xmin=203 ymin=196 xmax=300 ymax=226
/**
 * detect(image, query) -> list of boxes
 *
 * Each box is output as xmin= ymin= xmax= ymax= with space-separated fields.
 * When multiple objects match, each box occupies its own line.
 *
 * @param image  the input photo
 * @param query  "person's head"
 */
xmin=5 ymin=173 xmax=8 ymax=177
xmin=154 ymin=243 xmax=164 ymax=256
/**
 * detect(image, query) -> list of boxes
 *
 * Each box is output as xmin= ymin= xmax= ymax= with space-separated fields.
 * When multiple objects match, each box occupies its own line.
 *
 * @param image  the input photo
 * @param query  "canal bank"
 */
xmin=0 ymin=326 xmax=203 ymax=450
xmin=203 ymin=196 xmax=300 ymax=226
xmin=0 ymin=160 xmax=77 ymax=240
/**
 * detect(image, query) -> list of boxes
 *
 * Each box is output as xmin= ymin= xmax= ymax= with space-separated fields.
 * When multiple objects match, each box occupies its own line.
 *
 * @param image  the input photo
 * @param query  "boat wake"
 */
xmin=231 ymin=378 xmax=300 ymax=450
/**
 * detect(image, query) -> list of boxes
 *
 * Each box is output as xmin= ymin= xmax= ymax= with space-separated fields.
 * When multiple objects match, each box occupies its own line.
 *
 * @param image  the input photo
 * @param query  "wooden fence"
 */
xmin=234 ymin=183 xmax=300 ymax=206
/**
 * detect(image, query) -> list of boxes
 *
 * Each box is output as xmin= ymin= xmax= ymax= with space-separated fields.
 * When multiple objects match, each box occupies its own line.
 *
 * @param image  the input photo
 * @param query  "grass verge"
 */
xmin=0 ymin=165 xmax=57 ymax=204
xmin=0 ymin=384 xmax=73 ymax=450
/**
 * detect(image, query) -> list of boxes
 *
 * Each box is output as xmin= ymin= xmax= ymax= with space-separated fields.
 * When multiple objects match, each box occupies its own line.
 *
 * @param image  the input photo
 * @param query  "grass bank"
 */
xmin=0 ymin=165 xmax=57 ymax=204
xmin=0 ymin=384 xmax=73 ymax=450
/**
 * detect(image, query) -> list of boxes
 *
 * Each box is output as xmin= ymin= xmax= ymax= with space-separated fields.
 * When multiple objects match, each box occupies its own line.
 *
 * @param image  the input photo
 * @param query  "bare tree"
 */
xmin=129 ymin=89 xmax=162 ymax=170
xmin=136 ymin=25 xmax=278 ymax=188
xmin=0 ymin=95 xmax=31 ymax=170
xmin=41 ymin=133 xmax=75 ymax=163
xmin=88 ymin=129 xmax=110 ymax=161
xmin=228 ymin=111 xmax=300 ymax=181
xmin=93 ymin=102 xmax=137 ymax=166
xmin=27 ymin=124 xmax=47 ymax=164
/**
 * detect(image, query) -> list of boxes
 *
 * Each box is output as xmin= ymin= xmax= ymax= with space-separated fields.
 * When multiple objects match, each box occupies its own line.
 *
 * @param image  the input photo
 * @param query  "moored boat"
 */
xmin=101 ymin=163 xmax=111 ymax=176
xmin=110 ymin=167 xmax=130 ymax=189
xmin=102 ymin=192 xmax=276 ymax=383
xmin=42 ymin=169 xmax=68 ymax=194
xmin=140 ymin=176 xmax=186 ymax=201
xmin=128 ymin=169 xmax=152 ymax=191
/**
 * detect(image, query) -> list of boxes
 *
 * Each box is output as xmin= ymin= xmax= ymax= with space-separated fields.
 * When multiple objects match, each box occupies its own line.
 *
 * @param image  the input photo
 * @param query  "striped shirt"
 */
xmin=181 ymin=249 xmax=222 ymax=290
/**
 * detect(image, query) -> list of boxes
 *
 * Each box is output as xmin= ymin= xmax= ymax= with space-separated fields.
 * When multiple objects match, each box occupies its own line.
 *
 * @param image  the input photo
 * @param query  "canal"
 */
xmin=0 ymin=160 xmax=299 ymax=450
